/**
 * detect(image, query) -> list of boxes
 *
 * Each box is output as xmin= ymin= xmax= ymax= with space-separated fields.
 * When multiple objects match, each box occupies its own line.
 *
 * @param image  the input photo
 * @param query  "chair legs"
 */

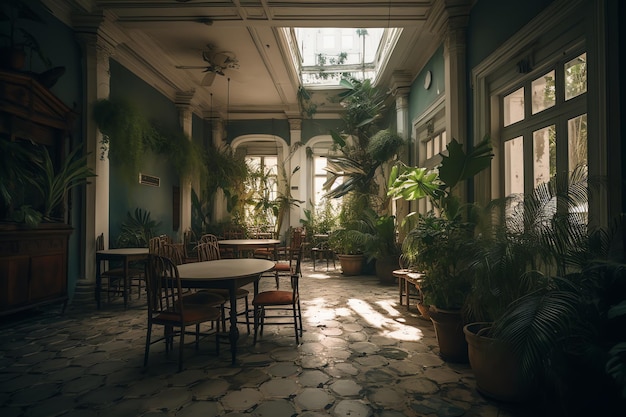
xmin=252 ymin=302 xmax=302 ymax=345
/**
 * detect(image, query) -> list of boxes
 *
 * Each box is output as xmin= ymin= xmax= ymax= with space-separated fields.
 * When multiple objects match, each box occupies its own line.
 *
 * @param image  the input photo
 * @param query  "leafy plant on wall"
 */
xmin=92 ymin=97 xmax=207 ymax=182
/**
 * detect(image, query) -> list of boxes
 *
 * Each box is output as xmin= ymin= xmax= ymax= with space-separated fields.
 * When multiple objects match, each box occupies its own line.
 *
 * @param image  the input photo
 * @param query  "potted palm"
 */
xmin=463 ymin=167 xmax=626 ymax=412
xmin=388 ymin=136 xmax=493 ymax=362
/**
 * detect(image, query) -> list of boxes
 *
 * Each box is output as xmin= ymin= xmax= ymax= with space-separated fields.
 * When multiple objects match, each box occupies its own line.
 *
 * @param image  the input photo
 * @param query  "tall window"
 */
xmin=500 ymin=52 xmax=587 ymax=211
xmin=245 ymin=155 xmax=278 ymax=227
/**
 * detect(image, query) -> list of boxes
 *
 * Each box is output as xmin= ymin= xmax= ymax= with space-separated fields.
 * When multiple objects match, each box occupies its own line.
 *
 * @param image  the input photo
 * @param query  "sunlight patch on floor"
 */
xmin=348 ymin=298 xmax=423 ymax=342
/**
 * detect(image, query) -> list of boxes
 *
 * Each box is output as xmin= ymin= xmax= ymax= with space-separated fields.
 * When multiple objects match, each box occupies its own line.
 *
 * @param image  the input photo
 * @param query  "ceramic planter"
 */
xmin=463 ymin=322 xmax=529 ymax=402
xmin=428 ymin=306 xmax=468 ymax=363
xmin=337 ymin=254 xmax=364 ymax=276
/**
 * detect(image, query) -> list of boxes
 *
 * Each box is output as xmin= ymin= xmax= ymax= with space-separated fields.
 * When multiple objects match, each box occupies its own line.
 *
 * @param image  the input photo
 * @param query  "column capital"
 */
xmin=175 ymin=90 xmax=196 ymax=108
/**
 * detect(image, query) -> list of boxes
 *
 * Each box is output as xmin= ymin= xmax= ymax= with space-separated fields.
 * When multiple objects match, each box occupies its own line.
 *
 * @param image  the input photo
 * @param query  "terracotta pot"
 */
xmin=416 ymin=302 xmax=431 ymax=320
xmin=464 ymin=322 xmax=530 ymax=402
xmin=428 ymin=306 xmax=468 ymax=363
xmin=337 ymin=254 xmax=364 ymax=276
xmin=375 ymin=255 xmax=399 ymax=285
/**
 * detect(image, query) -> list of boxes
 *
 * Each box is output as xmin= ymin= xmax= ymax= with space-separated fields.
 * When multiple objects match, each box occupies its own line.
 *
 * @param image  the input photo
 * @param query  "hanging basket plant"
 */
xmin=92 ymin=98 xmax=153 ymax=180
xmin=92 ymin=98 xmax=206 ymax=182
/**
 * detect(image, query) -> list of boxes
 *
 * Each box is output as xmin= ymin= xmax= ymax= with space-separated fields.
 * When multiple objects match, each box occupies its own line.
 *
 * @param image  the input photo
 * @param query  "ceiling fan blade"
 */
xmin=201 ymin=71 xmax=217 ymax=86
xmin=176 ymin=65 xmax=208 ymax=69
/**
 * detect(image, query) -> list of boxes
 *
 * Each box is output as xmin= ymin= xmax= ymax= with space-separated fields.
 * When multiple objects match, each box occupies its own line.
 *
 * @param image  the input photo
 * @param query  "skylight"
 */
xmin=295 ymin=28 xmax=385 ymax=87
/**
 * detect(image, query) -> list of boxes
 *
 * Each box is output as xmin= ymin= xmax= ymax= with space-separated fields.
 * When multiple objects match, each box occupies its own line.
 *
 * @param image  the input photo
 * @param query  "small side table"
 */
xmin=393 ymin=269 xmax=424 ymax=311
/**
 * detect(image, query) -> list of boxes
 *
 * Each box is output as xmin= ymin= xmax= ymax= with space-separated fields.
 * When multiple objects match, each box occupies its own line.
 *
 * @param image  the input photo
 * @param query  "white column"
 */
xmin=288 ymin=118 xmax=304 ymax=229
xmin=175 ymin=91 xmax=195 ymax=236
xmin=212 ymin=118 xmax=228 ymax=222
xmin=74 ymin=13 xmax=117 ymax=284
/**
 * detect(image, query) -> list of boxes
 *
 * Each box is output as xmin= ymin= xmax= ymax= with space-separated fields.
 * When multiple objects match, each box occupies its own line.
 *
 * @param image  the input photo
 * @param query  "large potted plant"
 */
xmin=463 ymin=167 xmax=626 ymax=413
xmin=327 ymin=227 xmax=366 ymax=276
xmin=388 ymin=136 xmax=493 ymax=362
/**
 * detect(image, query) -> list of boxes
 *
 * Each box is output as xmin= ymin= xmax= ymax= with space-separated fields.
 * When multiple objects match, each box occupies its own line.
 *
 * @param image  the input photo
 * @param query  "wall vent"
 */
xmin=139 ymin=173 xmax=160 ymax=187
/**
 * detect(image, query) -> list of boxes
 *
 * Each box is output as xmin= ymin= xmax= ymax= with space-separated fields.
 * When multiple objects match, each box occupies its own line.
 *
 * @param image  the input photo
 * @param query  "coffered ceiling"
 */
xmin=47 ymin=1 xmax=445 ymax=120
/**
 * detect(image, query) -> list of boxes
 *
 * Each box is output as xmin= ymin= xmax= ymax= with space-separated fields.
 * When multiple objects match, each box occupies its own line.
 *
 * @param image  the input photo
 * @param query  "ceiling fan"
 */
xmin=176 ymin=44 xmax=240 ymax=86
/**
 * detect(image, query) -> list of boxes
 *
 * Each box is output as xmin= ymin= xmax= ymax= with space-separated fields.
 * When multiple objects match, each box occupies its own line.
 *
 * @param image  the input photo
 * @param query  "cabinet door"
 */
xmin=0 ymin=256 xmax=30 ymax=310
xmin=29 ymin=253 xmax=66 ymax=301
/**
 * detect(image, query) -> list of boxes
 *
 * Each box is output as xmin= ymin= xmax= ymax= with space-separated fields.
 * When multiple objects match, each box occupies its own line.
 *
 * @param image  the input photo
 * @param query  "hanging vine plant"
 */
xmin=92 ymin=98 xmax=206 ymax=182
xmin=148 ymin=125 xmax=206 ymax=181
xmin=92 ymin=97 xmax=154 ymax=180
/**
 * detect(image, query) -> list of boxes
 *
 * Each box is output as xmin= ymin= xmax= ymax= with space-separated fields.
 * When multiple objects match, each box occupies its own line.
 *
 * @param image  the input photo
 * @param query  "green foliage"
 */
xmin=0 ymin=138 xmax=42 ymax=222
xmin=323 ymin=78 xmax=404 ymax=205
xmin=92 ymin=98 xmax=153 ymax=180
xmin=0 ymin=139 xmax=95 ymax=227
xmin=402 ymin=211 xmax=475 ymax=308
xmin=388 ymin=136 xmax=494 ymax=310
xmin=388 ymin=136 xmax=493 ymax=220
xmin=36 ymin=145 xmax=96 ymax=221
xmin=115 ymin=208 xmax=161 ymax=248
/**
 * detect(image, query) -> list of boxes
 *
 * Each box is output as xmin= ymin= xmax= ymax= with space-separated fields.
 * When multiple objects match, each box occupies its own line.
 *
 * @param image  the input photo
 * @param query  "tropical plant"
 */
xmin=387 ymin=136 xmax=493 ymax=309
xmin=347 ymin=208 xmax=400 ymax=262
xmin=115 ymin=208 xmax=161 ymax=248
xmin=323 ymin=78 xmax=405 ymax=209
xmin=37 ymin=145 xmax=96 ymax=221
xmin=0 ymin=139 xmax=95 ymax=227
xmin=465 ymin=167 xmax=626 ymax=413
xmin=327 ymin=228 xmax=366 ymax=255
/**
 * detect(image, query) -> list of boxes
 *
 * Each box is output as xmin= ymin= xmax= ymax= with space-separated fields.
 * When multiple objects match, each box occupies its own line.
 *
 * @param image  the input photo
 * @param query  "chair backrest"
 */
xmin=145 ymin=255 xmax=183 ymax=317
xmin=162 ymin=243 xmax=184 ymax=265
xmin=96 ymin=233 xmax=104 ymax=251
xmin=199 ymin=233 xmax=219 ymax=244
xmin=196 ymin=241 xmax=221 ymax=262
xmin=149 ymin=236 xmax=164 ymax=254
xmin=289 ymin=246 xmax=303 ymax=297
xmin=290 ymin=227 xmax=305 ymax=250
xmin=290 ymin=243 xmax=304 ymax=275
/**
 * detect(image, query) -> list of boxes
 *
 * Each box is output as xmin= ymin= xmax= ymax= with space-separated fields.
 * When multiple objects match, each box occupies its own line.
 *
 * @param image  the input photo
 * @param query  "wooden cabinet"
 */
xmin=0 ymin=225 xmax=72 ymax=314
xmin=0 ymin=69 xmax=75 ymax=316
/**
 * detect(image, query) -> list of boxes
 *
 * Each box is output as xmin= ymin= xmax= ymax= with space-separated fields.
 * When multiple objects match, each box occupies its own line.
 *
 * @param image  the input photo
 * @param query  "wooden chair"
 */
xmin=143 ymin=255 xmax=222 ymax=372
xmin=272 ymin=235 xmax=304 ymax=289
xmin=96 ymin=233 xmax=144 ymax=303
xmin=161 ymin=243 xmax=185 ymax=265
xmin=196 ymin=241 xmax=221 ymax=261
xmin=252 ymin=245 xmax=303 ymax=344
xmin=199 ymin=233 xmax=219 ymax=244
xmin=195 ymin=241 xmax=252 ymax=333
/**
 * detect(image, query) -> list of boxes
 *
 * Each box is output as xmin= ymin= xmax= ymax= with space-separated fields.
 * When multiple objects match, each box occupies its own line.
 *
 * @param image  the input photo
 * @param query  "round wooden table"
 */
xmin=177 ymin=258 xmax=275 ymax=365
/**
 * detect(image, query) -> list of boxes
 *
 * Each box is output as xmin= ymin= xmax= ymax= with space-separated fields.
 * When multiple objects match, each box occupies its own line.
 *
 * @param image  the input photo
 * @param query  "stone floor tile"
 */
xmin=254 ymin=399 xmax=297 ymax=417
xmin=294 ymin=387 xmax=335 ymax=411
xmin=175 ymin=400 xmax=221 ymax=417
xmin=298 ymin=369 xmax=330 ymax=387
xmin=220 ymin=387 xmax=263 ymax=411
xmin=332 ymin=399 xmax=373 ymax=417
xmin=267 ymin=362 xmax=299 ymax=377
xmin=259 ymin=377 xmax=299 ymax=397
xmin=329 ymin=379 xmax=363 ymax=397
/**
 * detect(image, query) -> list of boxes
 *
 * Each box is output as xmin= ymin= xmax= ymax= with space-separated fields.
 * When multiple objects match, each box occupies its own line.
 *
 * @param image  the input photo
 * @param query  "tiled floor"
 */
xmin=0 ymin=261 xmax=529 ymax=417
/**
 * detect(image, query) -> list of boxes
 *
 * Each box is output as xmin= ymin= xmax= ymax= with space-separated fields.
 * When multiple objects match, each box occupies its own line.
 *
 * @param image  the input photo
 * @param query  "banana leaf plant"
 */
xmin=323 ymin=78 xmax=404 ymax=201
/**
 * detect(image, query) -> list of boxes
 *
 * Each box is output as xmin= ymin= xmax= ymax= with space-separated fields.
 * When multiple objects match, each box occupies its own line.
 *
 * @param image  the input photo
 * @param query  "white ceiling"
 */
xmin=50 ymin=1 xmax=444 ymax=120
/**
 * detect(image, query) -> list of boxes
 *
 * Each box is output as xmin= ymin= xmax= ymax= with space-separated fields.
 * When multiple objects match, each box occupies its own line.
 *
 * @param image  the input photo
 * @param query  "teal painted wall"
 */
xmin=226 ymin=119 xmax=290 ymax=144
xmin=109 ymin=61 xmax=181 ymax=242
xmin=409 ymin=45 xmax=445 ymax=123
xmin=302 ymin=119 xmax=345 ymax=143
